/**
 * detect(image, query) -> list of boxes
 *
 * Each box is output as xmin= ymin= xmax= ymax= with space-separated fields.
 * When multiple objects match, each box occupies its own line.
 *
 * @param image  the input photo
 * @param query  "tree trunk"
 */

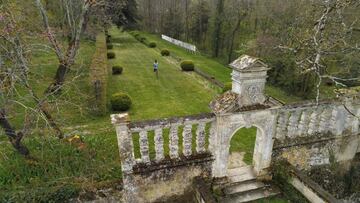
xmin=228 ymin=17 xmax=242 ymax=64
xmin=213 ymin=0 xmax=224 ymax=57
xmin=0 ymin=109 xmax=30 ymax=157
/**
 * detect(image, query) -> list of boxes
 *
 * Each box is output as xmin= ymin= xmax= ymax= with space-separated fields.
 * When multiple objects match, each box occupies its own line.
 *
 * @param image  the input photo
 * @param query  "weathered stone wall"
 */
xmin=133 ymin=156 xmax=212 ymax=202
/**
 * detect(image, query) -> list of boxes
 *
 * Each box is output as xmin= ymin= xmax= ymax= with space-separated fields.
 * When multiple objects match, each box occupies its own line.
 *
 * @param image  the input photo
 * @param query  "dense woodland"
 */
xmin=137 ymin=0 xmax=360 ymax=98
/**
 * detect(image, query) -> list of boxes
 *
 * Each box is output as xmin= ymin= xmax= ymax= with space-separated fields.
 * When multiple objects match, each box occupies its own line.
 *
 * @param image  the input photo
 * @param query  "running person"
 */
xmin=153 ymin=60 xmax=159 ymax=79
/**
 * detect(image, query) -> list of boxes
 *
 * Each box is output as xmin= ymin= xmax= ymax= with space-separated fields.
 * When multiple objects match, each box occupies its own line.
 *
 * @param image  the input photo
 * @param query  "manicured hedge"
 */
xmin=90 ymin=33 xmax=108 ymax=116
xmin=161 ymin=49 xmax=170 ymax=56
xmin=111 ymin=93 xmax=132 ymax=111
xmin=112 ymin=66 xmax=123 ymax=75
xmin=107 ymin=52 xmax=115 ymax=59
xmin=180 ymin=60 xmax=195 ymax=71
xmin=148 ymin=42 xmax=157 ymax=48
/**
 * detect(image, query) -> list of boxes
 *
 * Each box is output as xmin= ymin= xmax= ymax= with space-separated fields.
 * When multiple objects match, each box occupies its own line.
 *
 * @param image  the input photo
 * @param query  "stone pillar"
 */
xmin=351 ymin=107 xmax=360 ymax=134
xmin=208 ymin=120 xmax=217 ymax=154
xmin=182 ymin=124 xmax=193 ymax=157
xmin=154 ymin=128 xmax=164 ymax=162
xmin=196 ymin=122 xmax=206 ymax=154
xmin=139 ymin=131 xmax=150 ymax=163
xmin=230 ymin=55 xmax=270 ymax=107
xmin=169 ymin=125 xmax=179 ymax=159
xmin=111 ymin=113 xmax=142 ymax=203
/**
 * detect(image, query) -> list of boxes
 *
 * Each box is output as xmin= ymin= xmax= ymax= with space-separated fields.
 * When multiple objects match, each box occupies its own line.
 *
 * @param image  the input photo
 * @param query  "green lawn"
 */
xmin=108 ymin=28 xmax=219 ymax=121
xmin=138 ymin=31 xmax=302 ymax=104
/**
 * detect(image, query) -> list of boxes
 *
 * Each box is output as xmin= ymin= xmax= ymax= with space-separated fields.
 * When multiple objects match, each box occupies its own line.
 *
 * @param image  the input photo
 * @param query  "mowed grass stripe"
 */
xmin=108 ymin=28 xmax=217 ymax=121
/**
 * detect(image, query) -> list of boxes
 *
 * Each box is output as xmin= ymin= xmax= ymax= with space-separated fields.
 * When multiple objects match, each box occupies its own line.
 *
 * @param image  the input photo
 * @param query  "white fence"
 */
xmin=161 ymin=35 xmax=197 ymax=52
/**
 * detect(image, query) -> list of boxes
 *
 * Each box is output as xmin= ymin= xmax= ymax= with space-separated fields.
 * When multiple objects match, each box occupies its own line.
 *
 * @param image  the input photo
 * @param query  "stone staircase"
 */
xmin=217 ymin=166 xmax=280 ymax=203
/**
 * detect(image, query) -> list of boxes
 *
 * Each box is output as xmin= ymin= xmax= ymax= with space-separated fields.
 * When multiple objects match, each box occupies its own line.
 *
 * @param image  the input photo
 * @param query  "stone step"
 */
xmin=227 ymin=166 xmax=256 ymax=184
xmin=222 ymin=186 xmax=281 ymax=203
xmin=224 ymin=180 xmax=266 ymax=195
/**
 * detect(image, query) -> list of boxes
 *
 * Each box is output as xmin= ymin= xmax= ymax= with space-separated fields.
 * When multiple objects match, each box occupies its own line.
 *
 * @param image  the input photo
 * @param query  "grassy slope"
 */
xmin=0 ymin=38 xmax=123 ymax=201
xmin=139 ymin=32 xmax=302 ymax=104
xmin=108 ymin=28 xmax=218 ymax=121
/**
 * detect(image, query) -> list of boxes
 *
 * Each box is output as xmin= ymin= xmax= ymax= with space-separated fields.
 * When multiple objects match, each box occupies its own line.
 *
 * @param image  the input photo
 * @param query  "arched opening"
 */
xmin=228 ymin=126 xmax=258 ymax=170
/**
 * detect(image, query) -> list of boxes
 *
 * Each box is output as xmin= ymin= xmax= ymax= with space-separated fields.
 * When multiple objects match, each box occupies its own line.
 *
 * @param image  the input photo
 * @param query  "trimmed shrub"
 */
xmin=111 ymin=93 xmax=132 ymax=111
xmin=106 ymin=37 xmax=111 ymax=44
xmin=107 ymin=44 xmax=113 ymax=49
xmin=107 ymin=52 xmax=115 ymax=59
xmin=223 ymin=82 xmax=232 ymax=92
xmin=148 ymin=42 xmax=157 ymax=48
xmin=180 ymin=60 xmax=195 ymax=71
xmin=112 ymin=66 xmax=123 ymax=75
xmin=140 ymin=37 xmax=147 ymax=43
xmin=161 ymin=49 xmax=170 ymax=56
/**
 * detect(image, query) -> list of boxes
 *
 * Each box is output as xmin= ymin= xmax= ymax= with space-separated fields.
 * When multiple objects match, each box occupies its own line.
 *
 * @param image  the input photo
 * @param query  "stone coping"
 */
xmin=129 ymin=113 xmax=215 ymax=132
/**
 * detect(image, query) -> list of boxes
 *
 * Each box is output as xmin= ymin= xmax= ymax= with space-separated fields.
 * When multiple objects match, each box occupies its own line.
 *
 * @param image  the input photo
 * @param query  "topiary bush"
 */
xmin=161 ymin=49 xmax=170 ymax=56
xmin=112 ymin=66 xmax=123 ymax=75
xmin=107 ymin=52 xmax=115 ymax=59
xmin=141 ymin=37 xmax=147 ymax=42
xmin=107 ymin=44 xmax=113 ymax=49
xmin=223 ymin=82 xmax=232 ymax=92
xmin=180 ymin=60 xmax=195 ymax=71
xmin=148 ymin=42 xmax=157 ymax=48
xmin=111 ymin=93 xmax=132 ymax=111
xmin=106 ymin=37 xmax=111 ymax=44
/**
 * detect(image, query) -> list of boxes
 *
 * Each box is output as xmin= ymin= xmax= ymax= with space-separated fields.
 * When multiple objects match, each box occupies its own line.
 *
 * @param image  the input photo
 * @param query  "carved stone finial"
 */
xmin=230 ymin=55 xmax=270 ymax=107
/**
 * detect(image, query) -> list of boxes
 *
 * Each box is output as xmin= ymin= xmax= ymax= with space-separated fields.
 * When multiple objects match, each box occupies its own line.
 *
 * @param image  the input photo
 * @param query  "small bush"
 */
xmin=161 ymin=49 xmax=170 ymax=56
xmin=106 ymin=37 xmax=111 ymax=44
xmin=140 ymin=37 xmax=146 ymax=42
xmin=148 ymin=42 xmax=157 ymax=48
xmin=111 ymin=93 xmax=132 ymax=111
xmin=180 ymin=60 xmax=195 ymax=71
xmin=107 ymin=52 xmax=115 ymax=59
xmin=107 ymin=44 xmax=113 ymax=49
xmin=223 ymin=82 xmax=232 ymax=92
xmin=112 ymin=66 xmax=123 ymax=75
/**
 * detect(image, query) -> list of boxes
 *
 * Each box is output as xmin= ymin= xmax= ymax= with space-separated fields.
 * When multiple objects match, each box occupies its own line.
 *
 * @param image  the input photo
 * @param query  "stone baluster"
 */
xmin=287 ymin=110 xmax=301 ymax=138
xmin=196 ymin=122 xmax=206 ymax=153
xmin=183 ymin=124 xmax=193 ymax=157
xmin=318 ymin=107 xmax=331 ymax=133
xmin=330 ymin=105 xmax=345 ymax=136
xmin=154 ymin=128 xmax=164 ymax=162
xmin=139 ymin=131 xmax=150 ymax=163
xmin=307 ymin=108 xmax=321 ymax=135
xmin=275 ymin=112 xmax=288 ymax=140
xmin=208 ymin=121 xmax=216 ymax=154
xmin=297 ymin=110 xmax=310 ymax=136
xmin=169 ymin=125 xmax=179 ymax=159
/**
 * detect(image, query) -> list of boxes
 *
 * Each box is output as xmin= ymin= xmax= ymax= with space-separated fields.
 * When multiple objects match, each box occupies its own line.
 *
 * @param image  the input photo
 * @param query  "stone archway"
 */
xmin=211 ymin=108 xmax=278 ymax=178
xmin=227 ymin=126 xmax=262 ymax=170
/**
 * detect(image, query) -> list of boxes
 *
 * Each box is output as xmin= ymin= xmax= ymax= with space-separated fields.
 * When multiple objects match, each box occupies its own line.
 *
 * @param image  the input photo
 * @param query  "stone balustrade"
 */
xmin=275 ymin=100 xmax=360 ymax=142
xmin=113 ymin=113 xmax=216 ymax=169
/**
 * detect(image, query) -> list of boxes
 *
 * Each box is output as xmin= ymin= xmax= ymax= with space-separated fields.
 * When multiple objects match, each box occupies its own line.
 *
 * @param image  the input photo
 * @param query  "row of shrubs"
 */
xmin=129 ymin=31 xmax=158 ymax=48
xmin=105 ymin=31 xmax=132 ymax=112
